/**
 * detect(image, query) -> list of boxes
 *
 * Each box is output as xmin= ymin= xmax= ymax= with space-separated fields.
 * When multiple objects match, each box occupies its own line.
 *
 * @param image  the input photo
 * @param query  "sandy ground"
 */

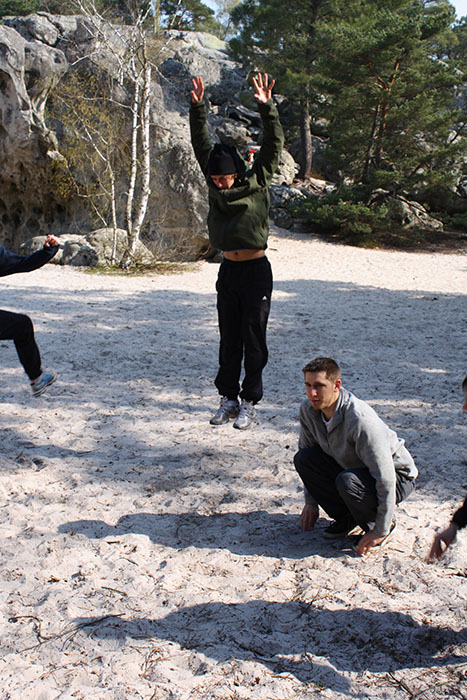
xmin=0 ymin=225 xmax=466 ymax=700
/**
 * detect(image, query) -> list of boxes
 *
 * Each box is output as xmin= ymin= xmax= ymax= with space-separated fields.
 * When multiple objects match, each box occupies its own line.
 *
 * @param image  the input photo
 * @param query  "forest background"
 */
xmin=0 ymin=0 xmax=465 ymax=263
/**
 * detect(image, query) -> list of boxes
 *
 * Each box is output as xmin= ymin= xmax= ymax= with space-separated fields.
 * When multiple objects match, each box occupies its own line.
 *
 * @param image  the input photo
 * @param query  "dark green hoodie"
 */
xmin=189 ymin=99 xmax=284 ymax=251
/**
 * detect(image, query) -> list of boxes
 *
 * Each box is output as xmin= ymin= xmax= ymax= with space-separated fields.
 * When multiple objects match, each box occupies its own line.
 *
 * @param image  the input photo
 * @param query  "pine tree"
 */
xmin=313 ymin=0 xmax=464 ymax=193
xmin=160 ymin=0 xmax=221 ymax=33
xmin=230 ymin=0 xmax=332 ymax=179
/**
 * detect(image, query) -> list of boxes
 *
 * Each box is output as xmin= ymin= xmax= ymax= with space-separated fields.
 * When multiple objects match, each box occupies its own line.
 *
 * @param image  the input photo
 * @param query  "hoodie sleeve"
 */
xmin=189 ymin=100 xmax=212 ymax=177
xmin=0 ymin=244 xmax=59 ymax=277
xmin=298 ymin=401 xmax=318 ymax=506
xmin=351 ymin=412 xmax=397 ymax=536
xmin=298 ymin=400 xmax=318 ymax=450
xmin=253 ymin=100 xmax=284 ymax=187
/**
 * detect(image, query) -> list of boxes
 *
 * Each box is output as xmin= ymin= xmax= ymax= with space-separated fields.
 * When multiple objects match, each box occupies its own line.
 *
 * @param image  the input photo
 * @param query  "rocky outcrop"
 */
xmin=0 ymin=15 xmax=296 ymax=261
xmin=369 ymin=191 xmax=444 ymax=230
xmin=0 ymin=18 xmax=69 ymax=248
xmin=20 ymin=228 xmax=155 ymax=266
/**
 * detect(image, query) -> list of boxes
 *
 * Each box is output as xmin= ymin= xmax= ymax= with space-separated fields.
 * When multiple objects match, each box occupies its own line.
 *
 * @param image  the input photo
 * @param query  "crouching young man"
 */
xmin=294 ymin=357 xmax=417 ymax=555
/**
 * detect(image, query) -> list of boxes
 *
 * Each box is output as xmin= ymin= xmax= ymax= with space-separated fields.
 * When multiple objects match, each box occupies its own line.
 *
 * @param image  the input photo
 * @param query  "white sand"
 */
xmin=0 ymin=226 xmax=466 ymax=700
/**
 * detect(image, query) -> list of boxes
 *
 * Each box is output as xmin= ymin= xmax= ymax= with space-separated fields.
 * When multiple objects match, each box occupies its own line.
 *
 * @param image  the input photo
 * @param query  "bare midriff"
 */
xmin=223 ymin=249 xmax=265 ymax=261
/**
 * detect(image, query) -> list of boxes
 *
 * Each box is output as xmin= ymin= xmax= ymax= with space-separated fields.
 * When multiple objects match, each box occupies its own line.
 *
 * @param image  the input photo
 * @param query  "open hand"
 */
xmin=354 ymin=530 xmax=387 ymax=556
xmin=252 ymin=73 xmax=275 ymax=104
xmin=428 ymin=523 xmax=458 ymax=560
xmin=191 ymin=76 xmax=204 ymax=104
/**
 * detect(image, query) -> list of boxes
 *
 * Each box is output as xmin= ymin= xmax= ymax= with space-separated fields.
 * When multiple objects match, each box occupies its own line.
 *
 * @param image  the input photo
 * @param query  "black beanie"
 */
xmin=207 ymin=143 xmax=237 ymax=175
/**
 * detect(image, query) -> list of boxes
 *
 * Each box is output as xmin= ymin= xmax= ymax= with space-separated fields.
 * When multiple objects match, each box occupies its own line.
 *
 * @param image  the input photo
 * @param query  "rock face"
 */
xmin=0 ymin=19 xmax=69 ymax=248
xmin=0 ymin=15 xmax=297 ymax=260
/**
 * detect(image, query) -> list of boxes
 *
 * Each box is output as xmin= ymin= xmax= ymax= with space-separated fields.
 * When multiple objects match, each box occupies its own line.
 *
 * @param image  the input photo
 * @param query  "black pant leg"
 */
xmin=214 ymin=262 xmax=243 ymax=400
xmin=334 ymin=467 xmax=415 ymax=531
xmin=0 ymin=309 xmax=42 ymax=380
xmin=294 ymin=445 xmax=352 ymax=520
xmin=239 ymin=257 xmax=272 ymax=404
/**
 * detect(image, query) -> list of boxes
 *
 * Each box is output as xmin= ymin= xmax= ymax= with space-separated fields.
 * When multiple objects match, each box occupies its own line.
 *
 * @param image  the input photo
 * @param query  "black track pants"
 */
xmin=214 ymin=256 xmax=272 ymax=404
xmin=0 ymin=309 xmax=42 ymax=380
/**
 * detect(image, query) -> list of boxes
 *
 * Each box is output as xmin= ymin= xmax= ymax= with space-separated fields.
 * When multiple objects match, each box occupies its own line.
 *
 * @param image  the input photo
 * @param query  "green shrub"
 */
xmin=289 ymin=193 xmax=389 ymax=247
xmin=432 ymin=211 xmax=467 ymax=232
xmin=0 ymin=0 xmax=39 ymax=15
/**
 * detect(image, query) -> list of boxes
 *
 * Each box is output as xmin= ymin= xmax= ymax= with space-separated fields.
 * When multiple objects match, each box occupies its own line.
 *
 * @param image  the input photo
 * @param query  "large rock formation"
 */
xmin=0 ymin=14 xmax=296 ymax=259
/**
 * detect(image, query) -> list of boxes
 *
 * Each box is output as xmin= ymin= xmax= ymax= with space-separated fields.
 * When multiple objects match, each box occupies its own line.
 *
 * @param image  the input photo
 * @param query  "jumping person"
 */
xmin=190 ymin=74 xmax=284 ymax=430
xmin=294 ymin=357 xmax=418 ymax=555
xmin=428 ymin=376 xmax=467 ymax=560
xmin=0 ymin=235 xmax=60 ymax=396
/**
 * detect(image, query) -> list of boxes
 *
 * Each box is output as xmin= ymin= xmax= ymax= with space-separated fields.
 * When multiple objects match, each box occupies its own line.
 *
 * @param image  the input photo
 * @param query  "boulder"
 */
xmin=61 ymin=238 xmax=99 ymax=266
xmin=274 ymin=148 xmax=298 ymax=186
xmin=370 ymin=192 xmax=444 ymax=230
xmin=20 ymin=234 xmax=87 ymax=264
xmin=20 ymin=228 xmax=155 ymax=267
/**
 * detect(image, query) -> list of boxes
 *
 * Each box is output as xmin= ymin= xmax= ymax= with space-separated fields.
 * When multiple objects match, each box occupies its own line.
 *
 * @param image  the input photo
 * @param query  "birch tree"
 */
xmin=50 ymin=0 xmax=155 ymax=267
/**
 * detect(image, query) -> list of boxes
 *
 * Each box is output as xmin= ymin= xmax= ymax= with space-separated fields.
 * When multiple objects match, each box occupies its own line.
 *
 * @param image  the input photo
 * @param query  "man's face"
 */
xmin=463 ymin=386 xmax=467 ymax=413
xmin=304 ymin=371 xmax=341 ymax=413
xmin=211 ymin=173 xmax=236 ymax=190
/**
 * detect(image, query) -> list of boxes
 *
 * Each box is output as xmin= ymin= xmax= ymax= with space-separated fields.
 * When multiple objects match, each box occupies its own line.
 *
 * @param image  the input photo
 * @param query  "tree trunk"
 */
xmin=120 ymin=63 xmax=141 ymax=269
xmin=361 ymin=103 xmax=380 ymax=184
xmin=128 ymin=62 xmax=152 ymax=261
xmin=299 ymin=99 xmax=313 ymax=180
xmin=110 ymin=169 xmax=118 ymax=265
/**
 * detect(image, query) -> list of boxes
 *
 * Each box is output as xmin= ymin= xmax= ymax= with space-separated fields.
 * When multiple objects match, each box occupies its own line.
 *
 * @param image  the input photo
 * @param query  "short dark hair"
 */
xmin=302 ymin=357 xmax=341 ymax=382
xmin=462 ymin=376 xmax=467 ymax=391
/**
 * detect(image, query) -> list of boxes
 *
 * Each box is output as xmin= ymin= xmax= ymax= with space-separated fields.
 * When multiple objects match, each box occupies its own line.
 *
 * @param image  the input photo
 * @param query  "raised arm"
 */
xmin=251 ymin=74 xmax=284 ymax=185
xmin=189 ymin=75 xmax=212 ymax=176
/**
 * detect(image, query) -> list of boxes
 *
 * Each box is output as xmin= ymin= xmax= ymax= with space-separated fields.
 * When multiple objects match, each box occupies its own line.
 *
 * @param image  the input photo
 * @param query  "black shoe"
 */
xmin=323 ymin=517 xmax=359 ymax=539
xmin=351 ymin=521 xmax=397 ymax=553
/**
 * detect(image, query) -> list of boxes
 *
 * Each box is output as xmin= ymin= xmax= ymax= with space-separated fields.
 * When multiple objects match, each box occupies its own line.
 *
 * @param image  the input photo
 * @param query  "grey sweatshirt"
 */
xmin=298 ymin=387 xmax=417 ymax=535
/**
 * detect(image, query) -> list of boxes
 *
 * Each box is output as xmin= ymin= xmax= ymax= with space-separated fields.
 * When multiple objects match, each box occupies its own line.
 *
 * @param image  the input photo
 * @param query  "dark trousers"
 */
xmin=0 ymin=309 xmax=41 ymax=380
xmin=215 ymin=256 xmax=272 ymax=404
xmin=294 ymin=445 xmax=415 ymax=531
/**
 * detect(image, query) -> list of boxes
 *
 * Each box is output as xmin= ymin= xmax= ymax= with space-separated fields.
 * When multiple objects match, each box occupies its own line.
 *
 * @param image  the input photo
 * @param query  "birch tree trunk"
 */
xmin=129 ymin=61 xmax=152 ymax=258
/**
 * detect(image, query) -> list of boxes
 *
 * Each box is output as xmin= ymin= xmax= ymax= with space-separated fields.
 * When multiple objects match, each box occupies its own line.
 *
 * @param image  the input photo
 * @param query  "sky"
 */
xmin=205 ymin=0 xmax=467 ymax=20
xmin=452 ymin=0 xmax=467 ymax=16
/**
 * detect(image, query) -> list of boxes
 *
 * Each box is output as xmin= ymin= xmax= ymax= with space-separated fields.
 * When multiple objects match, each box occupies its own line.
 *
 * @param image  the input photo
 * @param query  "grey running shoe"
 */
xmin=210 ymin=397 xmax=239 ymax=425
xmin=323 ymin=516 xmax=359 ymax=539
xmin=233 ymin=399 xmax=256 ymax=430
xmin=31 ymin=370 xmax=56 ymax=397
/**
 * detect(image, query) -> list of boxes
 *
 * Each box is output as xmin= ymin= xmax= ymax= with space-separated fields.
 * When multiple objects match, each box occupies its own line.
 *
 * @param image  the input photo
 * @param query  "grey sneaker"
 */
xmin=31 ymin=370 xmax=56 ymax=397
xmin=210 ymin=397 xmax=239 ymax=425
xmin=233 ymin=399 xmax=256 ymax=430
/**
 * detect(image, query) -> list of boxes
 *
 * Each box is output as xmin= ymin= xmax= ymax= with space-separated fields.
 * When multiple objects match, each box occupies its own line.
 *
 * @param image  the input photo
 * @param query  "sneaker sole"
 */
xmin=233 ymin=413 xmax=256 ymax=430
xmin=322 ymin=524 xmax=361 ymax=539
xmin=32 ymin=374 xmax=56 ymax=397
xmin=233 ymin=421 xmax=253 ymax=430
xmin=210 ymin=411 xmax=239 ymax=425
